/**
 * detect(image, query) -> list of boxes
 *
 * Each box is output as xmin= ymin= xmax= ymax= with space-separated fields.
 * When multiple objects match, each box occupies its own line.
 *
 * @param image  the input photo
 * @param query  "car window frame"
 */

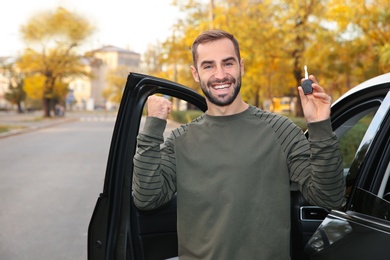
xmin=345 ymin=90 xmax=390 ymax=210
xmin=88 ymin=73 xmax=207 ymax=260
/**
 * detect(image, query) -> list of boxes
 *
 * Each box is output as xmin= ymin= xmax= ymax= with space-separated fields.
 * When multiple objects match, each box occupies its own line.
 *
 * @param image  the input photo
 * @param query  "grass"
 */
xmin=0 ymin=125 xmax=26 ymax=133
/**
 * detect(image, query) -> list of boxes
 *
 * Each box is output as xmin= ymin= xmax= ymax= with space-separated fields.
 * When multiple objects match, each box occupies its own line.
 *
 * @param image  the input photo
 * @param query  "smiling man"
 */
xmin=132 ymin=29 xmax=345 ymax=259
xmin=191 ymin=36 xmax=245 ymax=112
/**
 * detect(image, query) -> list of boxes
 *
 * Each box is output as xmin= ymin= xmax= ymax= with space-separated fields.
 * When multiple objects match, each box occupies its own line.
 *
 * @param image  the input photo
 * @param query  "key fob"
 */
xmin=302 ymin=79 xmax=313 ymax=95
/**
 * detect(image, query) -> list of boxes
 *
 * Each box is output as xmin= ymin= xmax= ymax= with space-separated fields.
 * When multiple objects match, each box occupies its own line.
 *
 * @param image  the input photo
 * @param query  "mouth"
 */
xmin=211 ymin=83 xmax=231 ymax=90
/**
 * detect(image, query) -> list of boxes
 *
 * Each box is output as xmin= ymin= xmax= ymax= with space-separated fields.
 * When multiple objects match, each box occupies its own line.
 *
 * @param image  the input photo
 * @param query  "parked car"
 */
xmin=88 ymin=72 xmax=390 ymax=260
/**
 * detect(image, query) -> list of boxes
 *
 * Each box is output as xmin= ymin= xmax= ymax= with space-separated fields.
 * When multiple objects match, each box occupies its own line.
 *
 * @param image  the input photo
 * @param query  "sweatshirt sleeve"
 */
xmin=288 ymin=119 xmax=345 ymax=209
xmin=132 ymin=116 xmax=177 ymax=210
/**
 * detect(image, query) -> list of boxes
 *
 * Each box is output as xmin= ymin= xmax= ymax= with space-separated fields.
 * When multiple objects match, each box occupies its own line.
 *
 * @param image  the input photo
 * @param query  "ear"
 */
xmin=191 ymin=65 xmax=200 ymax=82
xmin=240 ymin=58 xmax=244 ymax=76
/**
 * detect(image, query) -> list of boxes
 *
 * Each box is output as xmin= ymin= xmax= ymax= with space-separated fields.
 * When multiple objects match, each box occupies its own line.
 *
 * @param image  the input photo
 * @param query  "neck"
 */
xmin=206 ymin=97 xmax=249 ymax=116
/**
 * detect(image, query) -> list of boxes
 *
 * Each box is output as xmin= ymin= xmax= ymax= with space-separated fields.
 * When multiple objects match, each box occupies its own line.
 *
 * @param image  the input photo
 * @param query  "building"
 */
xmin=69 ymin=45 xmax=141 ymax=110
xmin=0 ymin=46 xmax=141 ymax=111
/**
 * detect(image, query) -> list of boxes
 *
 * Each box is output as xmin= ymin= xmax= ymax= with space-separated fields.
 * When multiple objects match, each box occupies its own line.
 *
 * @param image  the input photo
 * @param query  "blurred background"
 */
xmin=0 ymin=0 xmax=389 ymax=118
xmin=0 ymin=1 xmax=389 ymax=259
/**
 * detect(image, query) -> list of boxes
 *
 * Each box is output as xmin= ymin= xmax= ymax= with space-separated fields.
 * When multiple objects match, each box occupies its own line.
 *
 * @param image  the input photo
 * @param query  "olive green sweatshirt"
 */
xmin=133 ymin=105 xmax=345 ymax=260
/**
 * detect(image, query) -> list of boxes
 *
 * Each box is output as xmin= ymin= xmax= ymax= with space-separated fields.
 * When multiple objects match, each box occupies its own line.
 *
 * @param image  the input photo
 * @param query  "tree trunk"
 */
xmin=294 ymin=75 xmax=304 ymax=117
xmin=42 ymin=97 xmax=52 ymax=117
xmin=292 ymin=42 xmax=304 ymax=117
xmin=17 ymin=102 xmax=24 ymax=114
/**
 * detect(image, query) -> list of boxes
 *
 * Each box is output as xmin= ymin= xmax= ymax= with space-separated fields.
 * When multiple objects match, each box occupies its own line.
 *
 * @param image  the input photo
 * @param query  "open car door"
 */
xmin=305 ymin=75 xmax=390 ymax=259
xmin=88 ymin=73 xmax=207 ymax=260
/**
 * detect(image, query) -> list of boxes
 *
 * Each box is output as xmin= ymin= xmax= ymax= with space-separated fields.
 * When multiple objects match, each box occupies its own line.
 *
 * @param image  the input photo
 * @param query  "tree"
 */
xmin=17 ymin=7 xmax=95 ymax=117
xmin=326 ymin=0 xmax=390 ymax=75
xmin=271 ymin=0 xmax=329 ymax=116
xmin=102 ymin=65 xmax=129 ymax=104
xmin=145 ymin=0 xmax=387 ymax=114
xmin=0 ymin=58 xmax=26 ymax=113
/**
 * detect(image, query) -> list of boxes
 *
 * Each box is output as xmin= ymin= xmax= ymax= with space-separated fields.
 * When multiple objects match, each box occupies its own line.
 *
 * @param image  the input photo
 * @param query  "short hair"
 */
xmin=191 ymin=29 xmax=241 ymax=69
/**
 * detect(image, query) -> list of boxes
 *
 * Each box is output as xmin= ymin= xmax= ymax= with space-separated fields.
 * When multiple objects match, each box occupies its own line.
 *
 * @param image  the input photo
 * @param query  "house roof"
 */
xmin=90 ymin=45 xmax=139 ymax=55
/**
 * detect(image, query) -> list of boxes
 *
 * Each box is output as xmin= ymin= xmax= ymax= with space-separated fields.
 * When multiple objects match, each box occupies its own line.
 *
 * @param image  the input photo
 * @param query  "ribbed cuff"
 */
xmin=142 ymin=116 xmax=167 ymax=137
xmin=307 ymin=118 xmax=334 ymax=140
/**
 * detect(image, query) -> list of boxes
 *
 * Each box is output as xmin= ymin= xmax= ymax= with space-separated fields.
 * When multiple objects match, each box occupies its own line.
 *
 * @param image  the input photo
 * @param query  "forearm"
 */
xmin=292 ymin=119 xmax=345 ymax=209
xmin=132 ymin=117 xmax=177 ymax=210
xmin=307 ymin=119 xmax=345 ymax=208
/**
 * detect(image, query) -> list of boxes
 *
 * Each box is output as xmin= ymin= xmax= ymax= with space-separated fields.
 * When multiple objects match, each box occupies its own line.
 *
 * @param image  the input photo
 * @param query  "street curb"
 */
xmin=0 ymin=117 xmax=79 ymax=139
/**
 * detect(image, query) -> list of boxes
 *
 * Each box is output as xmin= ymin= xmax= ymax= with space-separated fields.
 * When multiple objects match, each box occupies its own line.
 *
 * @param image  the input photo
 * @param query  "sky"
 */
xmin=0 ymin=0 xmax=188 ymax=57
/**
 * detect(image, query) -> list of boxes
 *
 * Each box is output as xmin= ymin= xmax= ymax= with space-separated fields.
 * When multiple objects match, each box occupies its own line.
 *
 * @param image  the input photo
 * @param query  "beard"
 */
xmin=200 ymin=73 xmax=242 ymax=107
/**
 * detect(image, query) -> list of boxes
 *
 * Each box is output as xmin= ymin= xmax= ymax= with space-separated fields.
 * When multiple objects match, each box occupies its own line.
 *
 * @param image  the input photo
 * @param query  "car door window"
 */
xmin=346 ymin=91 xmax=390 ymax=221
xmin=331 ymin=89 xmax=390 ymax=207
xmin=334 ymin=102 xmax=382 ymax=199
xmin=350 ymin=188 xmax=390 ymax=222
xmin=139 ymin=96 xmax=203 ymax=138
xmin=338 ymin=110 xmax=377 ymax=170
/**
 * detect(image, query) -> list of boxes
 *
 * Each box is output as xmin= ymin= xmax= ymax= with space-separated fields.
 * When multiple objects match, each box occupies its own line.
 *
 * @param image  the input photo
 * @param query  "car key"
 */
xmin=302 ymin=65 xmax=313 ymax=95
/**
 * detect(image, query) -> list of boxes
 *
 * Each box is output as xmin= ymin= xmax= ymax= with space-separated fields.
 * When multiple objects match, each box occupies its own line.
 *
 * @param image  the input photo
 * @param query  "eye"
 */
xmin=203 ymin=64 xmax=213 ymax=70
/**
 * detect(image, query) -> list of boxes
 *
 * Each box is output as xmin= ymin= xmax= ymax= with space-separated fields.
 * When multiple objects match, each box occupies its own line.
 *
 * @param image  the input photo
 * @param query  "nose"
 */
xmin=214 ymin=65 xmax=226 ymax=80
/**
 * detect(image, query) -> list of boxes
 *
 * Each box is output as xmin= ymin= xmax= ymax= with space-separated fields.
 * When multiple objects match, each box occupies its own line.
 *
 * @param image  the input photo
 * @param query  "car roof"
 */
xmin=333 ymin=73 xmax=390 ymax=106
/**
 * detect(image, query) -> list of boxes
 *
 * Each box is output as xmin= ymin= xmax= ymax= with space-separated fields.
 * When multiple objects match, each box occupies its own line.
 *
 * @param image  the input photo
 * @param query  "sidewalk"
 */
xmin=0 ymin=111 xmax=79 ymax=139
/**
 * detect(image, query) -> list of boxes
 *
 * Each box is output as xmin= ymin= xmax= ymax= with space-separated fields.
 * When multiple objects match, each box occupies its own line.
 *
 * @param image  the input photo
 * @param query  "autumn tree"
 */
xmin=156 ymin=0 xmax=312 ymax=109
xmin=143 ymin=42 xmax=166 ymax=77
xmin=102 ymin=65 xmax=129 ymax=104
xmin=210 ymin=0 xmax=295 ymax=107
xmin=0 ymin=58 xmax=26 ymax=113
xmin=17 ymin=7 xmax=95 ymax=117
xmin=326 ymin=0 xmax=390 ymax=75
xmin=145 ymin=0 xmax=387 ymax=114
xmin=155 ymin=0 xmax=211 ymax=91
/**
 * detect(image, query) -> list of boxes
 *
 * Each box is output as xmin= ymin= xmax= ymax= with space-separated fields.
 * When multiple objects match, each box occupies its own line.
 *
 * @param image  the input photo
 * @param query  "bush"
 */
xmin=170 ymin=110 xmax=203 ymax=124
xmin=171 ymin=110 xmax=308 ymax=128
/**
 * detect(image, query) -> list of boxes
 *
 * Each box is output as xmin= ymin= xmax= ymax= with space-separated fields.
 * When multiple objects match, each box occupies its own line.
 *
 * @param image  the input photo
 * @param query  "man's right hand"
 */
xmin=147 ymin=95 xmax=172 ymax=120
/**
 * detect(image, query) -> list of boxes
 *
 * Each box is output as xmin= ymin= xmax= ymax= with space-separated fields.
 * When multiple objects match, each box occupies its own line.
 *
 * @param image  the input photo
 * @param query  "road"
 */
xmin=0 ymin=115 xmax=116 ymax=260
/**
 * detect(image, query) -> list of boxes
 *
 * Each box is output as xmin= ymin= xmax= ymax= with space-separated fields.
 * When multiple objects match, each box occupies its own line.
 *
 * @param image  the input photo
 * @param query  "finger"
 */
xmin=312 ymin=83 xmax=325 ymax=93
xmin=297 ymin=86 xmax=307 ymax=102
xmin=308 ymin=75 xmax=317 ymax=83
xmin=312 ymin=92 xmax=332 ymax=103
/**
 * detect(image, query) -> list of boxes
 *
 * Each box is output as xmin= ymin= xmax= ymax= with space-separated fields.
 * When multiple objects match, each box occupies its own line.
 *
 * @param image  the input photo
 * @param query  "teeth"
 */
xmin=214 ymin=84 xmax=230 ymax=89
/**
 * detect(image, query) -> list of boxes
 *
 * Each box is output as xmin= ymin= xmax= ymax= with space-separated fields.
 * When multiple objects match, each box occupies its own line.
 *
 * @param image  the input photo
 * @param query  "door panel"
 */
xmin=306 ymin=210 xmax=390 ymax=260
xmin=130 ymin=196 xmax=178 ymax=260
xmin=291 ymin=191 xmax=323 ymax=260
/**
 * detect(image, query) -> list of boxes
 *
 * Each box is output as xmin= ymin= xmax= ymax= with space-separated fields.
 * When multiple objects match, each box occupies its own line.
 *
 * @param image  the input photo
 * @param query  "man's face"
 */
xmin=191 ymin=38 xmax=244 ymax=107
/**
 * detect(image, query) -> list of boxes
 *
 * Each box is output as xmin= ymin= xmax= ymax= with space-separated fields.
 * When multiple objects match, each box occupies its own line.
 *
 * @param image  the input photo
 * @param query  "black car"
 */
xmin=88 ymin=72 xmax=390 ymax=260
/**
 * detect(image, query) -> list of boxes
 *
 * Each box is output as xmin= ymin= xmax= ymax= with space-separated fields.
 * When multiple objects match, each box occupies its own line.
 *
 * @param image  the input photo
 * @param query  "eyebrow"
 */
xmin=222 ymin=57 xmax=237 ymax=63
xmin=199 ymin=56 xmax=237 ymax=67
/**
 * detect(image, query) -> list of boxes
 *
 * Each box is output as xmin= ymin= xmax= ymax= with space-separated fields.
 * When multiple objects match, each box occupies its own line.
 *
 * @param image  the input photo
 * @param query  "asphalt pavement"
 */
xmin=0 ymin=110 xmax=80 ymax=139
xmin=0 ymin=109 xmax=184 ymax=140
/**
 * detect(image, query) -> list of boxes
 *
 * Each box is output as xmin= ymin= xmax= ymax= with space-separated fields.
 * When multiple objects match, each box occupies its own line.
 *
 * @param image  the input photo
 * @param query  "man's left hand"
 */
xmin=298 ymin=75 xmax=332 ymax=123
